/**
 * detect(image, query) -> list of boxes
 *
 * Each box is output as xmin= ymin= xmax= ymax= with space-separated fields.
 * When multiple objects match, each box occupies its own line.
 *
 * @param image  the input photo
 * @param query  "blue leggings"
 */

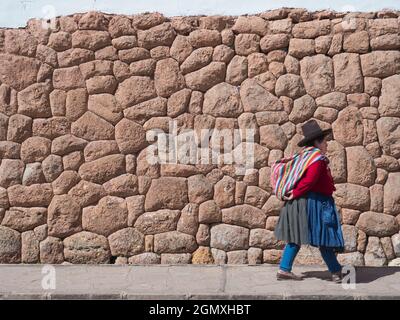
xmin=279 ymin=243 xmax=342 ymax=273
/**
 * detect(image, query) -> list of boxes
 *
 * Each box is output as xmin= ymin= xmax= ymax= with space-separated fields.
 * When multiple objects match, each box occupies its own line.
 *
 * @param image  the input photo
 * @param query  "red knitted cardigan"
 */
xmin=292 ymin=159 xmax=336 ymax=199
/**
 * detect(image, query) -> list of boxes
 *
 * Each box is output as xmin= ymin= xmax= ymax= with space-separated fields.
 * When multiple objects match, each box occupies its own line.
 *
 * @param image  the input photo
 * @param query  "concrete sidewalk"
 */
xmin=0 ymin=265 xmax=400 ymax=300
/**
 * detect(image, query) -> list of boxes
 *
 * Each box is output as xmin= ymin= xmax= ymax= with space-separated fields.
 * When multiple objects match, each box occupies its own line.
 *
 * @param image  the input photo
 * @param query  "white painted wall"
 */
xmin=1 ymin=0 xmax=400 ymax=28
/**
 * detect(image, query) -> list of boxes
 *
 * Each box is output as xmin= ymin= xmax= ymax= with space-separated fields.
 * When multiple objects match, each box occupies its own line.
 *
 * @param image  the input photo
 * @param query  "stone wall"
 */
xmin=0 ymin=9 xmax=399 ymax=266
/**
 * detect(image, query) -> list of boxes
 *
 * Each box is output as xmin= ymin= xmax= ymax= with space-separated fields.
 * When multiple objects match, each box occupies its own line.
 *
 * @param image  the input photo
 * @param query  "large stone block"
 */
xmin=48 ymin=195 xmax=82 ymax=238
xmin=379 ymin=75 xmax=400 ymax=117
xmin=356 ymin=211 xmax=399 ymax=237
xmin=154 ymin=231 xmax=197 ymax=253
xmin=300 ymin=54 xmax=334 ymax=98
xmin=17 ymin=83 xmax=51 ymax=118
xmin=154 ymin=58 xmax=185 ymax=97
xmin=82 ymin=196 xmax=128 ymax=237
xmin=333 ymin=53 xmax=364 ymax=93
xmin=144 ymin=177 xmax=188 ymax=211
xmin=0 ymin=54 xmax=40 ymax=91
xmin=292 ymin=20 xmax=331 ymax=39
xmin=8 ymin=184 xmax=53 ymax=207
xmin=78 ymin=154 xmax=126 ymax=184
xmin=115 ymin=76 xmax=157 ymax=108
xmin=2 ymin=207 xmax=46 ymax=232
xmin=203 ymin=83 xmax=243 ymax=117
xmin=64 ymin=231 xmax=111 ymax=264
xmin=185 ymin=62 xmax=226 ymax=92
xmin=240 ymin=79 xmax=283 ymax=112
xmin=360 ymin=51 xmax=400 ymax=78
xmin=376 ymin=117 xmax=400 ymax=158
xmin=332 ymin=107 xmax=364 ymax=147
xmin=0 ymin=159 xmax=24 ymax=188
xmin=384 ymin=173 xmax=400 ymax=215
xmin=134 ymin=209 xmax=180 ymax=235
xmin=53 ymin=66 xmax=86 ymax=90
xmin=222 ymin=204 xmax=266 ymax=229
xmin=346 ymin=146 xmax=376 ymax=187
xmin=0 ymin=226 xmax=21 ymax=263
xmin=333 ymin=183 xmax=370 ymax=211
xmin=210 ymin=224 xmax=249 ymax=251
xmin=137 ymin=23 xmax=176 ymax=49
xmin=108 ymin=227 xmax=145 ymax=256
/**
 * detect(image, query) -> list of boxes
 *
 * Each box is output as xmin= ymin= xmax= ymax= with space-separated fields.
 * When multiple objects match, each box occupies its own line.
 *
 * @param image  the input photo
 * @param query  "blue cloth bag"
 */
xmin=307 ymin=191 xmax=345 ymax=252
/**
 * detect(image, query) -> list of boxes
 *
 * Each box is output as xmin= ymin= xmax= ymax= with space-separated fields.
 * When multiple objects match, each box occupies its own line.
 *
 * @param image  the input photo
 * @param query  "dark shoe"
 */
xmin=331 ymin=271 xmax=343 ymax=283
xmin=276 ymin=270 xmax=304 ymax=281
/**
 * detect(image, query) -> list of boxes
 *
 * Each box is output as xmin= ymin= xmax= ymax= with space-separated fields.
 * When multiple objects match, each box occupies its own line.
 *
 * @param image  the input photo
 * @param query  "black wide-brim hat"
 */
xmin=297 ymin=120 xmax=333 ymax=147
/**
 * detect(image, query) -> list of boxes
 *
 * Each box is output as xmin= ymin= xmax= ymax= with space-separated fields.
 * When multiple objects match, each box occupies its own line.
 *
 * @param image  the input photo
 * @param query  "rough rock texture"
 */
xmin=0 ymin=9 xmax=399 ymax=265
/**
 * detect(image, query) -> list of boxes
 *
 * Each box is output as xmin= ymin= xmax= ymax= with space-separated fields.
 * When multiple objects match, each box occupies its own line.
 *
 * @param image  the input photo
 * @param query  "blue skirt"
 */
xmin=307 ymin=191 xmax=345 ymax=252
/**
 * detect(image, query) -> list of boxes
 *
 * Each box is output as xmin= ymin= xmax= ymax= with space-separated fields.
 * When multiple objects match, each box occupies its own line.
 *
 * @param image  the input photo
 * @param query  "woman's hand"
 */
xmin=283 ymin=191 xmax=294 ymax=201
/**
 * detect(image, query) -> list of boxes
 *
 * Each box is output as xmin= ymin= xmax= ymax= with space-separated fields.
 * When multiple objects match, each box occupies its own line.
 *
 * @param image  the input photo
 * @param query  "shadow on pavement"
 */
xmin=300 ymin=266 xmax=400 ymax=284
xmin=352 ymin=267 xmax=400 ymax=284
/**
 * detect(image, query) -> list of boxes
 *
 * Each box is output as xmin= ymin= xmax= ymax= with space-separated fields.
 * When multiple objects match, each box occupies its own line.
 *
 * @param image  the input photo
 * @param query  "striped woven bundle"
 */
xmin=270 ymin=146 xmax=326 ymax=201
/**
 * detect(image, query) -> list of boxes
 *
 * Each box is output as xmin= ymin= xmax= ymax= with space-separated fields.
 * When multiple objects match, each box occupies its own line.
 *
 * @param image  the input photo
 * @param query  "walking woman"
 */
xmin=271 ymin=120 xmax=345 ymax=283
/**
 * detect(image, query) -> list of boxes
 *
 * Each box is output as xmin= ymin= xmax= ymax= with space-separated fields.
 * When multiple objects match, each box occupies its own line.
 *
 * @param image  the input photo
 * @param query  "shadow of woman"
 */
xmin=301 ymin=266 xmax=400 ymax=284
